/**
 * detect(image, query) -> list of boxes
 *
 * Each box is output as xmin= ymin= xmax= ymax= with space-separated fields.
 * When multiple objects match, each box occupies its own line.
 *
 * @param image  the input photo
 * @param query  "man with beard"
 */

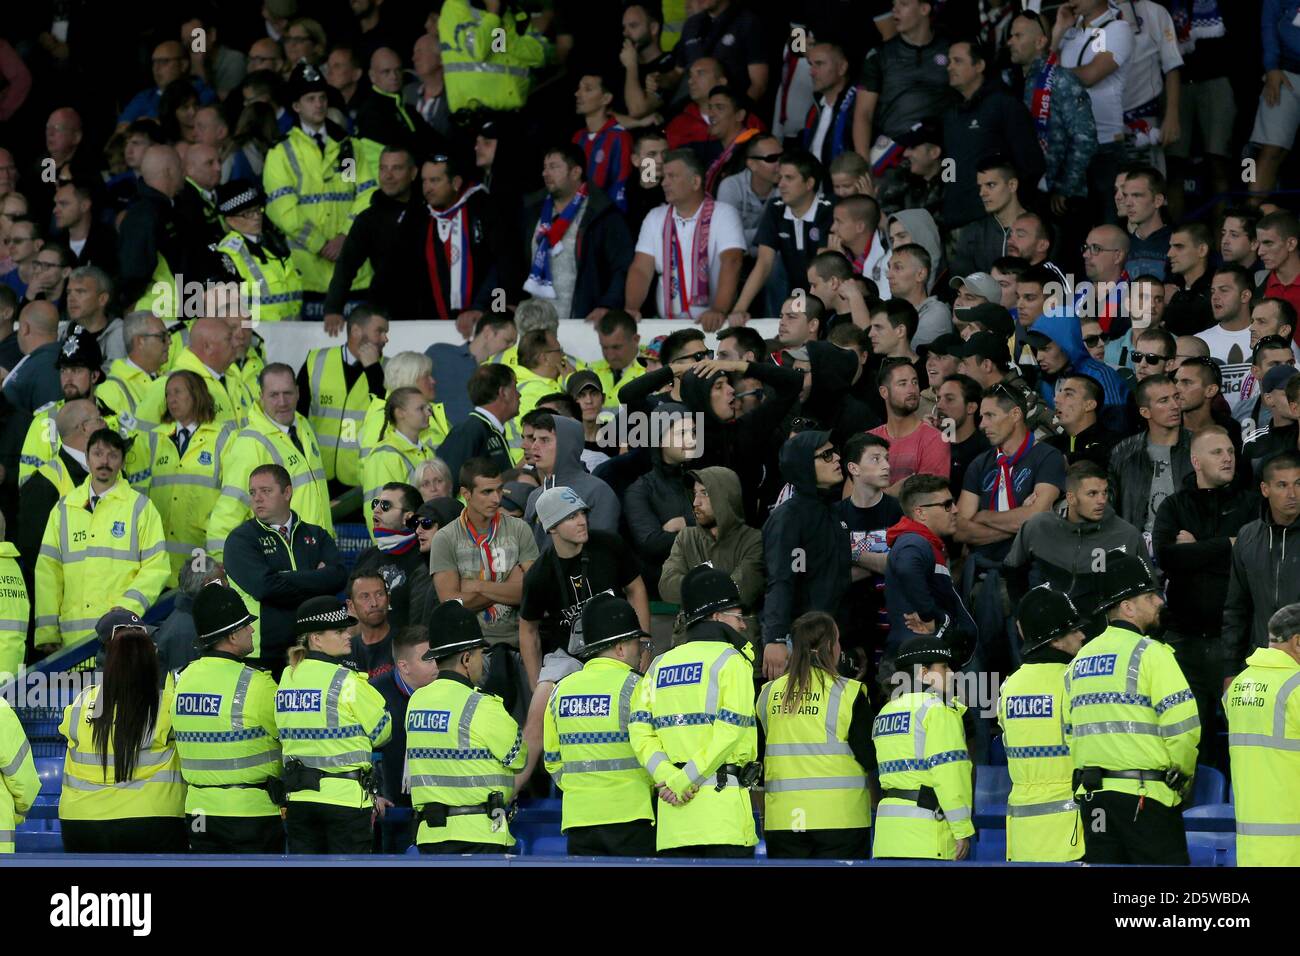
xmin=868 ymin=359 xmax=948 ymax=497
xmin=351 ymin=482 xmax=425 ymax=632
xmin=343 ymin=569 xmax=394 ymax=679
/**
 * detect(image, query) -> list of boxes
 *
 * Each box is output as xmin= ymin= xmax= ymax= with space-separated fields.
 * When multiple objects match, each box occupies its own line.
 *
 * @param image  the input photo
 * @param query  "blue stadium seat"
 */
xmin=1184 ymin=803 xmax=1234 ymax=832
xmin=1185 ymin=830 xmax=1233 ymax=868
xmin=531 ymin=835 xmax=568 ymax=857
xmin=974 ymin=765 xmax=1011 ymax=826
xmin=34 ymin=756 xmax=63 ymax=794
xmin=405 ymin=843 xmax=420 ymax=856
xmin=1189 ymin=766 xmax=1226 ymax=808
xmin=973 ymin=829 xmax=1006 ymax=862
xmin=15 ymin=831 xmax=62 ymax=853
xmin=988 ymin=735 xmax=1007 ymax=766
xmin=1186 ymin=839 xmax=1216 ymax=867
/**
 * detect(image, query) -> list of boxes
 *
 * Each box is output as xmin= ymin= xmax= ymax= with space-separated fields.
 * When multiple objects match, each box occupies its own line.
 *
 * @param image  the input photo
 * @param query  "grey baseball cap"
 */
xmin=949 ymin=271 xmax=1001 ymax=304
xmin=535 ymin=486 xmax=589 ymax=532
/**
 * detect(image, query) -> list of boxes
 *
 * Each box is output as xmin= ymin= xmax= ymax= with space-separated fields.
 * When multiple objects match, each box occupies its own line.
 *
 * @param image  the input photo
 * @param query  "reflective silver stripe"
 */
xmin=1008 ymin=799 xmax=1078 ymax=818
xmin=944 ymin=806 xmax=972 ymax=823
xmin=308 ymin=348 xmax=329 ymax=420
xmin=914 ymin=694 xmax=941 ymax=762
xmin=460 ymin=693 xmax=482 ymax=750
xmin=1127 ymin=637 xmax=1150 ymax=696
xmin=123 ymin=589 xmax=150 ymax=612
xmin=63 ymin=770 xmax=184 ymax=791
xmin=756 ymin=683 xmax=772 ymax=734
xmin=765 ymin=742 xmax=855 ymax=757
xmin=618 ymin=671 xmax=638 ymax=731
xmin=1 ymin=741 xmax=31 ymax=776
xmin=299 ymin=751 xmax=369 ymax=769
xmin=104 ymin=376 xmax=138 ymax=415
xmin=129 ymin=490 xmax=147 ymax=554
xmin=1071 ymin=720 xmax=1160 ymax=737
xmin=561 ymin=757 xmax=643 ymax=773
xmin=825 ymin=677 xmax=846 ymax=741
xmin=164 ymin=541 xmax=197 ymax=556
xmin=1160 ymin=716 xmax=1200 ymax=737
xmin=0 ymin=619 xmax=26 ymax=632
xmin=282 ymin=139 xmax=304 ymax=192
xmin=58 ymin=498 xmax=70 ymax=558
xmin=1236 ymin=822 xmax=1300 ymax=836
xmin=1274 ymin=672 xmax=1300 ymax=737
xmin=63 ymin=546 xmax=138 ymax=562
xmin=683 ymin=759 xmax=701 ymax=786
xmin=181 ymin=749 xmax=281 ymax=772
xmin=150 ymin=473 xmax=219 ymax=489
xmin=876 ymin=803 xmax=939 ymax=820
xmin=644 ymin=751 xmax=669 ymax=776
xmin=409 ymin=774 xmax=514 ymax=789
xmin=59 ymin=618 xmax=99 ymax=634
xmin=231 ymin=667 xmax=255 ymax=731
xmin=67 ymin=687 xmax=92 ymax=735
xmin=705 ymin=647 xmax=737 ymax=716
xmin=0 ymin=830 xmax=13 ymax=844
xmin=324 ymin=668 xmax=348 ymax=728
xmin=763 ymin=775 xmax=867 ymax=792
xmin=1228 ymin=733 xmax=1300 ymax=752
xmin=38 ymin=544 xmax=61 ymax=562
xmin=223 ymin=237 xmax=272 ymax=304
xmin=219 ymin=485 xmax=252 ymax=505
xmin=443 ymin=62 xmax=530 ymax=78
xmin=67 ymin=747 xmax=175 ymax=768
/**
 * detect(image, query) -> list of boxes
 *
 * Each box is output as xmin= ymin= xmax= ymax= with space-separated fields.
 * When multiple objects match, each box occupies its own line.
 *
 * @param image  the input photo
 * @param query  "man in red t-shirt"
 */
xmin=1258 ymin=210 xmax=1300 ymax=344
xmin=869 ymin=357 xmax=949 ymax=496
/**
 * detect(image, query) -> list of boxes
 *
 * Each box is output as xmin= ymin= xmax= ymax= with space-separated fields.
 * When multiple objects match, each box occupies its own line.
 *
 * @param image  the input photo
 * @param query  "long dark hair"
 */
xmin=90 ymin=628 xmax=162 ymax=782
xmin=783 ymin=611 xmax=839 ymax=710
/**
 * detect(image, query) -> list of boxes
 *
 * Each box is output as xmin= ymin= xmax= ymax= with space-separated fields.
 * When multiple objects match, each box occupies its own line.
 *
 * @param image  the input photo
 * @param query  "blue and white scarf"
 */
xmin=522 ymin=186 xmax=588 ymax=300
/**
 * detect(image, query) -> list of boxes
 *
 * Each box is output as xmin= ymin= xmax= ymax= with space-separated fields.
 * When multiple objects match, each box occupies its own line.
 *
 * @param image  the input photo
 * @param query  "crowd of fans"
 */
xmin=1 ymin=0 xmax=1300 ymax=841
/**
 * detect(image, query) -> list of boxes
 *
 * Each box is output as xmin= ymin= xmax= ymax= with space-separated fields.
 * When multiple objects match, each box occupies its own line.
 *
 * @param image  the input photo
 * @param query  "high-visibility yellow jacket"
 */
xmin=1225 ymin=646 xmax=1300 ymax=866
xmin=217 ymin=230 xmax=305 ymax=324
xmin=407 ymin=671 xmax=527 ymax=848
xmin=206 ymin=405 xmax=333 ymax=560
xmin=18 ymin=398 xmax=153 ymax=489
xmin=275 ymin=651 xmax=391 ymax=809
xmin=148 ymin=420 xmax=237 ymax=585
xmin=98 ymin=359 xmax=159 ymax=428
xmin=359 ymin=396 xmax=450 ymax=464
xmin=264 ymin=126 xmax=376 ymax=293
xmin=0 ymin=543 xmax=30 ymax=682
xmin=757 ymin=670 xmax=871 ymax=832
xmin=628 ymin=629 xmax=758 ymax=851
xmin=361 ymin=431 xmax=438 ymax=537
xmin=229 ymin=340 xmax=267 ymax=407
xmin=1063 ymin=622 xmax=1200 ymax=808
xmin=173 ymin=652 xmax=282 ymax=819
xmin=35 ymin=477 xmax=170 ymax=650
xmin=871 ymin=688 xmax=974 ymax=860
xmin=660 ymin=0 xmax=687 ymax=50
xmin=439 ymin=0 xmax=552 ymax=113
xmin=135 ymin=348 xmax=255 ymax=432
xmin=544 ymin=657 xmax=653 ymax=832
xmin=32 ymin=455 xmax=80 ymax=500
xmin=303 ymin=345 xmax=380 ymax=485
xmin=588 ymin=359 xmax=644 ymax=413
xmin=997 ymin=659 xmax=1083 ymax=862
xmin=58 ymin=676 xmax=185 ymax=822
xmin=1 ymin=698 xmax=40 ymax=853
xmin=159 ymin=321 xmax=191 ymax=376
xmin=133 ymin=255 xmax=177 ymax=319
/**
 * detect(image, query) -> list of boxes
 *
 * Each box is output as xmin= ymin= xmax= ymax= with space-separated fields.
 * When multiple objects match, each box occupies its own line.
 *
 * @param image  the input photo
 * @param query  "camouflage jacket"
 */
xmin=1021 ymin=56 xmax=1096 ymax=200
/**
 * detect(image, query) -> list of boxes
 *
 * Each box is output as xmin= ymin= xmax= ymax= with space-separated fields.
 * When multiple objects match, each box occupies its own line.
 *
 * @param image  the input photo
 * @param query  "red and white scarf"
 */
xmin=993 ymin=431 xmax=1034 ymax=511
xmin=662 ymin=197 xmax=715 ymax=319
xmin=425 ymin=183 xmax=485 ymax=320
xmin=460 ymin=509 xmax=503 ymax=625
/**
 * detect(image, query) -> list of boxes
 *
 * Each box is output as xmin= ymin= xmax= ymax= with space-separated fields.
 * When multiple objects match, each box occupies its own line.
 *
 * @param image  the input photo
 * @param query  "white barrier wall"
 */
xmin=258 ymin=319 xmax=781 ymax=368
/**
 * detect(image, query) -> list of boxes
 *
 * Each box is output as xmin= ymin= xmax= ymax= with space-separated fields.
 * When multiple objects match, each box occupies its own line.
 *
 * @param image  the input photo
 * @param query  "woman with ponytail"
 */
xmin=361 ymin=387 xmax=440 ymax=537
xmin=59 ymin=611 xmax=186 ymax=852
xmin=756 ymin=611 xmax=877 ymax=859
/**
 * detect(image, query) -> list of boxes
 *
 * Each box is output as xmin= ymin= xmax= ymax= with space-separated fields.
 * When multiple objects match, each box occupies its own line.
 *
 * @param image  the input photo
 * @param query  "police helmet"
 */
xmin=1015 ymin=584 xmax=1086 ymax=654
xmin=571 ymin=593 xmax=649 ymax=659
xmin=192 ymin=581 xmax=257 ymax=650
xmin=1094 ymin=549 xmax=1160 ymax=610
xmin=680 ymin=563 xmax=742 ymax=625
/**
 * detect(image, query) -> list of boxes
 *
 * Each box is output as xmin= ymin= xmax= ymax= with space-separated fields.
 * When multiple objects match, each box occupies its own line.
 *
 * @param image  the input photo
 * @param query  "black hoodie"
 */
xmin=800 ymin=340 xmax=880 ymax=445
xmin=624 ymin=402 xmax=696 ymax=599
xmin=323 ymin=188 xmax=424 ymax=316
xmin=1222 ymin=503 xmax=1300 ymax=676
xmin=760 ymin=431 xmax=852 ymax=648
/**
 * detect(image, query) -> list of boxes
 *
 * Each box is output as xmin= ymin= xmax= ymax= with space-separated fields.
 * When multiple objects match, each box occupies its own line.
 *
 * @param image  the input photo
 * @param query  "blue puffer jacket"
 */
xmin=1030 ymin=310 xmax=1132 ymax=434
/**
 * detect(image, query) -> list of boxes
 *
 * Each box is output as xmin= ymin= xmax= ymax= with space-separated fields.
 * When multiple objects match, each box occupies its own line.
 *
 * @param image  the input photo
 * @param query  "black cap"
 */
xmin=565 ymin=369 xmax=603 ymax=399
xmin=574 ymin=593 xmax=649 ymax=658
xmin=415 ymin=496 xmax=463 ymax=529
xmin=962 ymin=303 xmax=1015 ymax=340
xmin=926 ymin=332 xmax=965 ymax=358
xmin=895 ymin=635 xmax=954 ymax=668
xmin=216 ymin=179 xmax=265 ymax=216
xmin=959 ymin=331 xmax=1010 ymax=366
xmin=478 ymin=120 xmax=500 ymax=140
xmin=1096 ymin=549 xmax=1160 ymax=610
xmin=288 ymin=61 xmax=329 ymax=101
xmin=56 ymin=327 xmax=104 ymax=371
xmin=423 ymin=600 xmax=489 ymax=661
xmin=95 ymin=608 xmax=157 ymax=643
xmin=681 ymin=563 xmax=742 ymax=625
xmin=895 ymin=119 xmax=943 ymax=150
xmin=1016 ymin=584 xmax=1086 ymax=654
xmin=501 ymin=481 xmax=534 ymax=513
xmin=294 ymin=596 xmax=357 ymax=637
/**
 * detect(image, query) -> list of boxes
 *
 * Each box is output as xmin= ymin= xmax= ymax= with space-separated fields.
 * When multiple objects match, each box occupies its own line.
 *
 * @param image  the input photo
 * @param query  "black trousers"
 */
xmin=418 ymin=840 xmax=508 ymax=854
xmin=284 ymin=802 xmax=372 ymax=854
xmin=62 ymin=817 xmax=190 ymax=854
xmin=764 ymin=827 xmax=872 ymax=860
xmin=659 ymin=843 xmax=755 ymax=859
xmin=566 ymin=820 xmax=656 ymax=857
xmin=1166 ymin=630 xmax=1221 ymax=768
xmin=1079 ymin=791 xmax=1189 ymax=865
xmin=188 ymin=814 xmax=285 ymax=854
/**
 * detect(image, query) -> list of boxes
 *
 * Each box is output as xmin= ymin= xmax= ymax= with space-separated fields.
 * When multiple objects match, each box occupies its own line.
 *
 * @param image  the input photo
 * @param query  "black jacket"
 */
xmin=760 ymin=430 xmax=852 ymax=647
xmin=1108 ymin=428 xmax=1194 ymax=531
xmin=940 ymin=77 xmax=1046 ymax=228
xmin=323 ymin=189 xmax=422 ymax=316
xmin=623 ymin=403 xmax=696 ymax=600
xmin=1048 ymin=419 xmax=1118 ymax=468
xmin=17 ymin=447 xmax=88 ymax=583
xmin=222 ymin=512 xmax=347 ymax=662
xmin=174 ymin=180 xmax=225 ymax=282
xmin=1221 ymin=507 xmax=1300 ymax=676
xmin=799 ymin=340 xmax=879 ymax=445
xmin=1153 ymin=474 xmax=1258 ymax=639
xmin=518 ymin=187 xmax=634 ymax=317
xmin=352 ymin=539 xmax=427 ymax=632
xmin=355 ymin=87 xmax=445 ymax=160
xmin=408 ymin=189 xmax=506 ymax=319
xmin=117 ymin=184 xmax=183 ymax=307
xmin=56 ymin=220 xmax=120 ymax=274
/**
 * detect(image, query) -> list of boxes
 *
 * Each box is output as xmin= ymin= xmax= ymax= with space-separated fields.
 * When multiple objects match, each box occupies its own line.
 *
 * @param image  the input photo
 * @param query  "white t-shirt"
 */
xmin=1060 ymin=6 xmax=1135 ymax=145
xmin=1119 ymin=0 xmax=1182 ymax=111
xmin=636 ymin=200 xmax=746 ymax=320
xmin=1196 ymin=323 xmax=1253 ymax=413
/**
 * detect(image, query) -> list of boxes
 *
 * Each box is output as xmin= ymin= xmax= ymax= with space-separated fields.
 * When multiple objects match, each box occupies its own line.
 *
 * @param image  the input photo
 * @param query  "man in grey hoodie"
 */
xmin=521 ymin=411 xmax=621 ymax=550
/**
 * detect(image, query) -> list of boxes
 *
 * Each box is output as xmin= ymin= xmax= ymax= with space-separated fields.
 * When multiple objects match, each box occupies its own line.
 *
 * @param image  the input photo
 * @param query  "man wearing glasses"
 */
xmin=717 ymin=135 xmax=782 ymax=256
xmin=117 ymin=40 xmax=216 ymax=128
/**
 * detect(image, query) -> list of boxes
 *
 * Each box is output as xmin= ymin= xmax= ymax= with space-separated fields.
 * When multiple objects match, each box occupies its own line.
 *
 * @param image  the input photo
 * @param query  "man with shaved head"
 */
xmin=357 ymin=47 xmax=436 ymax=155
xmin=1080 ymin=224 xmax=1131 ymax=333
xmin=177 ymin=143 xmax=225 ymax=278
xmin=3 ymin=302 xmax=61 ymax=413
xmin=118 ymin=145 xmax=187 ymax=313
xmin=134 ymin=315 xmax=253 ymax=430
xmin=118 ymin=39 xmax=217 ymax=127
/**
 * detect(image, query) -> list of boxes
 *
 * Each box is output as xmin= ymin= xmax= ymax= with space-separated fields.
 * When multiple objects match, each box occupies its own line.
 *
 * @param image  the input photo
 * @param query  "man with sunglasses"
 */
xmin=351 ymin=483 xmax=424 ymax=634
xmin=717 ymin=135 xmax=781 ymax=256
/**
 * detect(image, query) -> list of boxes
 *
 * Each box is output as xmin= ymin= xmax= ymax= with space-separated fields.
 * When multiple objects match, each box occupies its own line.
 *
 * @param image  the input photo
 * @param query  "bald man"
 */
xmin=30 ymin=108 xmax=92 ymax=225
xmin=356 ymin=47 xmax=438 ymax=155
xmin=118 ymin=39 xmax=216 ymax=127
xmin=2 ymin=302 xmax=62 ymax=413
xmin=134 ymin=315 xmax=254 ymax=430
xmin=177 ymin=143 xmax=225 ymax=278
xmin=118 ymin=146 xmax=188 ymax=313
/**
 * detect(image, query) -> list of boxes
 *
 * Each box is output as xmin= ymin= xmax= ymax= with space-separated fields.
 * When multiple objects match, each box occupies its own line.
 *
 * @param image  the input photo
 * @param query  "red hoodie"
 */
xmin=885 ymin=516 xmax=948 ymax=566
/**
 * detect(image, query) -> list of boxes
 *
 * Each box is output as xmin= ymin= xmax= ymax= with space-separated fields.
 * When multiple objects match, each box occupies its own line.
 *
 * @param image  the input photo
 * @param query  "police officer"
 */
xmin=264 ymin=63 xmax=376 ymax=312
xmin=1063 ymin=549 xmax=1200 ymax=865
xmin=173 ymin=583 xmax=284 ymax=853
xmin=0 ymin=695 xmax=40 ymax=854
xmin=998 ymin=585 xmax=1087 ymax=862
xmin=872 ymin=635 xmax=974 ymax=860
xmin=1225 ymin=602 xmax=1300 ymax=866
xmin=276 ymin=596 xmax=392 ymax=854
xmin=215 ymin=179 xmax=305 ymax=324
xmin=758 ymin=611 xmax=875 ymax=859
xmin=629 ymin=565 xmax=760 ymax=858
xmin=439 ymin=0 xmax=552 ymax=114
xmin=407 ymin=600 xmax=529 ymax=854
xmin=543 ymin=593 xmax=655 ymax=857
xmin=0 ymin=517 xmax=29 ymax=682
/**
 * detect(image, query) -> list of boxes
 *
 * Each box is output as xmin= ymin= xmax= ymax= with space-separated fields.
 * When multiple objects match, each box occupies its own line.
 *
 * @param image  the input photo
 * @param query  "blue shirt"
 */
xmin=425 ymin=342 xmax=478 ymax=424
xmin=962 ymin=439 xmax=1068 ymax=562
xmin=117 ymin=78 xmax=217 ymax=126
xmin=1264 ymin=0 xmax=1300 ymax=71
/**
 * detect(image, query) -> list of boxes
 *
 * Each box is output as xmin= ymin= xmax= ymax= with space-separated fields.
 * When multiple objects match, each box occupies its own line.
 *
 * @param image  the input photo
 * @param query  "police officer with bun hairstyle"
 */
xmin=998 ymin=585 xmax=1087 ymax=862
xmin=871 ymin=634 xmax=974 ymax=861
xmin=543 ymin=593 xmax=656 ymax=857
xmin=276 ymin=596 xmax=392 ymax=855
xmin=629 ymin=564 xmax=760 ymax=858
xmin=406 ymin=600 xmax=529 ymax=854
xmin=1063 ymin=549 xmax=1200 ymax=865
xmin=172 ymin=582 xmax=284 ymax=853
